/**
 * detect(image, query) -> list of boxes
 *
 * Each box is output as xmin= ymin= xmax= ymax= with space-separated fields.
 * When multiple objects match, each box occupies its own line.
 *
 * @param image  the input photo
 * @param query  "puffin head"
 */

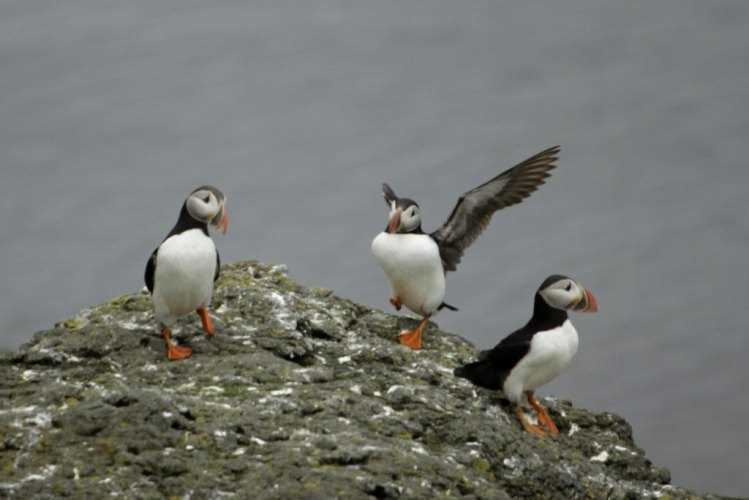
xmin=537 ymin=274 xmax=598 ymax=313
xmin=185 ymin=185 xmax=230 ymax=234
xmin=382 ymin=183 xmax=422 ymax=234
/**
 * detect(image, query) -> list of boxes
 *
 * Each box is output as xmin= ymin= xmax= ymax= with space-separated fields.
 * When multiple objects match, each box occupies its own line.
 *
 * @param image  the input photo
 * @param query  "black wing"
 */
xmin=144 ymin=248 xmax=158 ymax=294
xmin=453 ymin=323 xmax=535 ymax=390
xmin=432 ymin=146 xmax=560 ymax=272
xmin=214 ymin=251 xmax=221 ymax=282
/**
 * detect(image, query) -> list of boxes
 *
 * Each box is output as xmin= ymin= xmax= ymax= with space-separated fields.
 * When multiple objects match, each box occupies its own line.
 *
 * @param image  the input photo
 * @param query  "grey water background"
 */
xmin=1 ymin=0 xmax=747 ymax=495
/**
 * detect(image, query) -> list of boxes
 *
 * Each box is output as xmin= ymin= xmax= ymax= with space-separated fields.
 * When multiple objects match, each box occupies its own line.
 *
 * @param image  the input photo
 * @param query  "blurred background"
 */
xmin=1 ymin=0 xmax=747 ymax=495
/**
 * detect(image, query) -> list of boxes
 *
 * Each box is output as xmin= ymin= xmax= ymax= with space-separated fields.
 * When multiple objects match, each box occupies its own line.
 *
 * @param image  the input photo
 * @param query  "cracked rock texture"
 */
xmin=0 ymin=261 xmax=721 ymax=499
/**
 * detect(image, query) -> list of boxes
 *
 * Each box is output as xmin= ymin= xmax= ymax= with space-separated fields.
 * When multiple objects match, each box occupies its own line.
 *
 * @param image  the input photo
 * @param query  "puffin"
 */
xmin=371 ymin=146 xmax=560 ymax=349
xmin=454 ymin=275 xmax=598 ymax=436
xmin=144 ymin=185 xmax=229 ymax=361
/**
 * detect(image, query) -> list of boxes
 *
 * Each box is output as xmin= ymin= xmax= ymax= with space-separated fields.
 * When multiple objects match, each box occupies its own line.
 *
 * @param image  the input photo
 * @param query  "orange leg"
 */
xmin=514 ymin=405 xmax=546 ymax=437
xmin=162 ymin=327 xmax=192 ymax=361
xmin=526 ymin=392 xmax=559 ymax=435
xmin=399 ymin=317 xmax=429 ymax=350
xmin=196 ymin=307 xmax=214 ymax=336
xmin=389 ymin=296 xmax=402 ymax=311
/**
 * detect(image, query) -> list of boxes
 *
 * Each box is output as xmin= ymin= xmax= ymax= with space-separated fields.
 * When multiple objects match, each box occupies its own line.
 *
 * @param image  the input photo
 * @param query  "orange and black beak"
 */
xmin=572 ymin=285 xmax=598 ymax=313
xmin=387 ymin=208 xmax=402 ymax=234
xmin=213 ymin=205 xmax=230 ymax=235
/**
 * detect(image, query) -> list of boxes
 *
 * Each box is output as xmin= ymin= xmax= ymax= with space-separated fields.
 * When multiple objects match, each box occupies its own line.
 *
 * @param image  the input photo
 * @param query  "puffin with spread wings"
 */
xmin=371 ymin=146 xmax=560 ymax=349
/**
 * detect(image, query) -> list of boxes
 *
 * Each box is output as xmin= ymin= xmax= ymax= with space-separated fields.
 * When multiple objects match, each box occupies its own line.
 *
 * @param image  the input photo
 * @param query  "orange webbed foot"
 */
xmin=399 ymin=329 xmax=423 ymax=350
xmin=527 ymin=392 xmax=559 ymax=435
xmin=166 ymin=344 xmax=193 ymax=361
xmin=197 ymin=307 xmax=214 ymax=337
xmin=162 ymin=327 xmax=193 ymax=361
xmin=515 ymin=405 xmax=546 ymax=437
xmin=398 ymin=317 xmax=429 ymax=350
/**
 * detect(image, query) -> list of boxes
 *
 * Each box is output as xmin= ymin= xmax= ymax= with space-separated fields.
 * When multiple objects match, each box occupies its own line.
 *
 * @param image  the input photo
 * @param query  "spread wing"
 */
xmin=144 ymin=248 xmax=158 ymax=294
xmin=431 ymin=146 xmax=560 ymax=271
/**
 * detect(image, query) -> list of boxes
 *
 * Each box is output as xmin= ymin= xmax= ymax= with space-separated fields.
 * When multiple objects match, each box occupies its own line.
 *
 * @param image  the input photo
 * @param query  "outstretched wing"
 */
xmin=431 ymin=146 xmax=560 ymax=271
xmin=144 ymin=248 xmax=158 ymax=294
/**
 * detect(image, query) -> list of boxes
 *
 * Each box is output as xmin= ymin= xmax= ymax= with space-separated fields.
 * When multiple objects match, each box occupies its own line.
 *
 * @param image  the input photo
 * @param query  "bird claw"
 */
xmin=166 ymin=344 xmax=193 ymax=361
xmin=526 ymin=393 xmax=560 ymax=435
xmin=399 ymin=329 xmax=422 ymax=350
xmin=515 ymin=405 xmax=547 ymax=437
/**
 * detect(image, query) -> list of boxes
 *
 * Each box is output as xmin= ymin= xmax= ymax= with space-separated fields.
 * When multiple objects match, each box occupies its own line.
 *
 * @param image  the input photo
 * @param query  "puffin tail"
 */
xmin=453 ymin=364 xmax=471 ymax=379
xmin=438 ymin=302 xmax=459 ymax=312
xmin=453 ymin=360 xmax=502 ymax=390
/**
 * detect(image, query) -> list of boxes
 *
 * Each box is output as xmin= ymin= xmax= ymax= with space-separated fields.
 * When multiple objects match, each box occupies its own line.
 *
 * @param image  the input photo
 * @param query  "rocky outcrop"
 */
xmin=0 ymin=261 xmax=718 ymax=499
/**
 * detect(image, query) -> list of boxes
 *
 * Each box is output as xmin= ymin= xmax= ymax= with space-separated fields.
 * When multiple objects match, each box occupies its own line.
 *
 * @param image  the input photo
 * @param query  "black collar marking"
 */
xmin=529 ymin=292 xmax=569 ymax=331
xmin=167 ymin=202 xmax=209 ymax=239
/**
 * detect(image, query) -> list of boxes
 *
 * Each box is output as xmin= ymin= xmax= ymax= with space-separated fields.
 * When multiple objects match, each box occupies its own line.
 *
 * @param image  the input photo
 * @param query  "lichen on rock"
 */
xmin=0 ymin=261 xmax=720 ymax=499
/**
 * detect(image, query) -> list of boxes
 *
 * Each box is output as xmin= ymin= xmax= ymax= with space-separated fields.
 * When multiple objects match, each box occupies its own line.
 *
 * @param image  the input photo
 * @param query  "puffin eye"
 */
xmin=203 ymin=196 xmax=210 ymax=203
xmin=565 ymin=283 xmax=572 ymax=292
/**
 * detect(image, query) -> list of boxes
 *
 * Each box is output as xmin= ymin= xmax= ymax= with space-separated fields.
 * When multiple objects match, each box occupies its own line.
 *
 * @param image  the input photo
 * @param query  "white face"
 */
xmin=389 ymin=201 xmax=421 ymax=233
xmin=539 ymin=278 xmax=582 ymax=310
xmin=186 ymin=189 xmax=222 ymax=224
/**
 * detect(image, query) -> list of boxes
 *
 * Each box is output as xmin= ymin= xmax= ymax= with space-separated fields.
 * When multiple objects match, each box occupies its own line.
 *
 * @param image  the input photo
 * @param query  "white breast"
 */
xmin=152 ymin=229 xmax=217 ymax=325
xmin=502 ymin=320 xmax=579 ymax=403
xmin=371 ymin=232 xmax=446 ymax=316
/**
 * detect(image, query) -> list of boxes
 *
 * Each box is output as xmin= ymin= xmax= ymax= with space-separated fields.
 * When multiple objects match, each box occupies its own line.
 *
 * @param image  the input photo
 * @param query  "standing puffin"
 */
xmin=371 ymin=146 xmax=560 ymax=349
xmin=144 ymin=186 xmax=229 ymax=361
xmin=454 ymin=275 xmax=598 ymax=436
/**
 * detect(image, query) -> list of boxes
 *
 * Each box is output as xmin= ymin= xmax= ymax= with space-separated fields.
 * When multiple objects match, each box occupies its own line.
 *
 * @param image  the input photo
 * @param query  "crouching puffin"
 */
xmin=144 ymin=186 xmax=229 ymax=361
xmin=454 ymin=275 xmax=598 ymax=436
xmin=371 ymin=146 xmax=560 ymax=349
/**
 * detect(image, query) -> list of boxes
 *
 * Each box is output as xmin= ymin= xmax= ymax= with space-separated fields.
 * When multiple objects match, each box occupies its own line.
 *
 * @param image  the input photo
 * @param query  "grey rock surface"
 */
xmin=0 ymin=261 xmax=721 ymax=499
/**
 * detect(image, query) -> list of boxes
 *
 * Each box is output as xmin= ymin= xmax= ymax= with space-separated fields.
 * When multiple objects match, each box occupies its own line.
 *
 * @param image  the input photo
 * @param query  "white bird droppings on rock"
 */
xmin=411 ymin=444 xmax=428 ymax=455
xmin=201 ymin=386 xmax=225 ymax=395
xmin=268 ymin=291 xmax=297 ymax=330
xmin=28 ymin=411 xmax=51 ymax=428
xmin=270 ymin=388 xmax=293 ymax=396
xmin=21 ymin=370 xmax=40 ymax=382
xmin=0 ymin=405 xmax=37 ymax=416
